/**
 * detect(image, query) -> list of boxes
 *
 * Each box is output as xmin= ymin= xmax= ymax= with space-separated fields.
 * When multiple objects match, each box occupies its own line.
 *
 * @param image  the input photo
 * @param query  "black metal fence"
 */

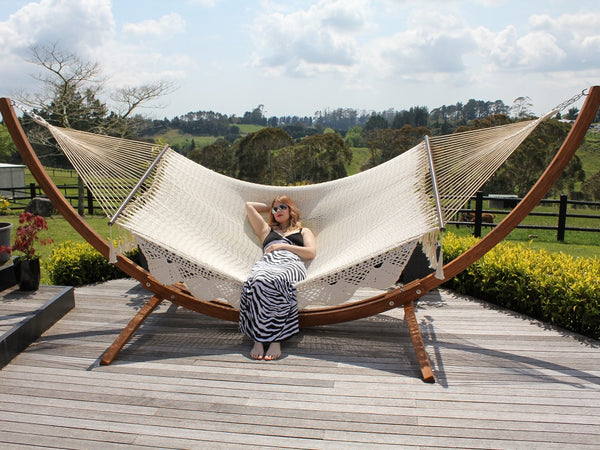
xmin=1 ymin=183 xmax=98 ymax=215
xmin=447 ymin=191 xmax=600 ymax=241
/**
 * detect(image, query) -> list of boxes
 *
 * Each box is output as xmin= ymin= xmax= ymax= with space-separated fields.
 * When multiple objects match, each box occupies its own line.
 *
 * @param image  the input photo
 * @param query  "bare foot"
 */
xmin=264 ymin=342 xmax=281 ymax=361
xmin=250 ymin=342 xmax=264 ymax=360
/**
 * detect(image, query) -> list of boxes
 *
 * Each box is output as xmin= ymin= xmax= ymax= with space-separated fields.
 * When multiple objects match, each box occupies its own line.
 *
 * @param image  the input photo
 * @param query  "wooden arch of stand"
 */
xmin=2 ymin=87 xmax=599 ymax=382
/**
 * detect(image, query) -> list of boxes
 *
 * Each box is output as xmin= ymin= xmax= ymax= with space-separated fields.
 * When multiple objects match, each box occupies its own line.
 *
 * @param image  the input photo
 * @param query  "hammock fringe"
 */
xmin=421 ymin=230 xmax=444 ymax=280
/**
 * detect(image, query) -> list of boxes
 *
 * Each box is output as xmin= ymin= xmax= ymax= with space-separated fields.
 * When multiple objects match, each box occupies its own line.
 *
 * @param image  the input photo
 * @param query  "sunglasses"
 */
xmin=272 ymin=204 xmax=289 ymax=214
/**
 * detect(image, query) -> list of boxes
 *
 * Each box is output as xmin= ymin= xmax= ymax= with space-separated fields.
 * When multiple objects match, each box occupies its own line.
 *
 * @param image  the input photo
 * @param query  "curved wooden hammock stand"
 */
xmin=2 ymin=87 xmax=599 ymax=383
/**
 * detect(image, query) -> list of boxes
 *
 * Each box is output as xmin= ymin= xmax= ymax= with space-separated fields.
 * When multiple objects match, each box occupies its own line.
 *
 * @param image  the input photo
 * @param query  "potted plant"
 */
xmin=0 ymin=196 xmax=11 ymax=265
xmin=0 ymin=212 xmax=53 ymax=291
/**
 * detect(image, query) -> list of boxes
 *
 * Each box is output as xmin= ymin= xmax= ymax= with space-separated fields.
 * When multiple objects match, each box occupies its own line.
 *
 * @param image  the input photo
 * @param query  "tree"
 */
xmin=364 ymin=114 xmax=388 ymax=131
xmin=19 ymin=43 xmax=175 ymax=136
xmin=511 ymin=96 xmax=534 ymax=119
xmin=482 ymin=119 xmax=584 ymax=196
xmin=582 ymin=171 xmax=600 ymax=201
xmin=272 ymin=133 xmax=352 ymax=184
xmin=0 ymin=124 xmax=18 ymax=163
xmin=363 ymin=125 xmax=429 ymax=169
xmin=108 ymin=81 xmax=176 ymax=136
xmin=455 ymin=113 xmax=512 ymax=132
xmin=22 ymin=43 xmax=104 ymax=129
xmin=241 ymin=105 xmax=267 ymax=126
xmin=344 ymin=126 xmax=364 ymax=147
xmin=235 ymin=128 xmax=293 ymax=183
xmin=564 ymin=107 xmax=579 ymax=121
xmin=18 ymin=43 xmax=176 ymax=214
xmin=189 ymin=139 xmax=237 ymax=177
xmin=392 ymin=106 xmax=429 ymax=128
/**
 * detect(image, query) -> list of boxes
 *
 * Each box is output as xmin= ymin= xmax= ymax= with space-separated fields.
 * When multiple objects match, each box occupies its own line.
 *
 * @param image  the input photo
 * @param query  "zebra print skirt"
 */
xmin=239 ymin=245 xmax=307 ymax=343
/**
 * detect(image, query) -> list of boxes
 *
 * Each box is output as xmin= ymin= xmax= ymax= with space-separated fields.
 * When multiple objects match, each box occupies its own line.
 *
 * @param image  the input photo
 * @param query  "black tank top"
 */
xmin=263 ymin=228 xmax=304 ymax=248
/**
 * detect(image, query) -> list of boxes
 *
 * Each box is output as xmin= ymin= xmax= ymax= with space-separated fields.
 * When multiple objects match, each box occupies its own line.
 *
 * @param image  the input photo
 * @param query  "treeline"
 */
xmin=184 ymin=115 xmax=594 ymax=199
xmin=135 ymin=99 xmax=526 ymax=140
xmin=134 ymin=98 xmax=593 ymax=141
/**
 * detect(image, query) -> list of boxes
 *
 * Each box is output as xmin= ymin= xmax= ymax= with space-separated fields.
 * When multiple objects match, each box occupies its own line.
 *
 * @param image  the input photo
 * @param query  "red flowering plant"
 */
xmin=0 ymin=212 xmax=54 ymax=260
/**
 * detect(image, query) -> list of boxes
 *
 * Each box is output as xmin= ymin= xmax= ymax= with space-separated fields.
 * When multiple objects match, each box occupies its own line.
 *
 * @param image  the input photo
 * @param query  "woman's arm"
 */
xmin=245 ymin=201 xmax=270 ymax=240
xmin=265 ymin=228 xmax=317 ymax=260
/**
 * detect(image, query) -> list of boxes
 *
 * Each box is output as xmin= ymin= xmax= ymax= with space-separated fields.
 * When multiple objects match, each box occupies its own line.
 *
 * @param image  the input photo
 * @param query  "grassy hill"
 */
xmin=155 ymin=129 xmax=218 ymax=150
xmin=579 ymin=130 xmax=600 ymax=179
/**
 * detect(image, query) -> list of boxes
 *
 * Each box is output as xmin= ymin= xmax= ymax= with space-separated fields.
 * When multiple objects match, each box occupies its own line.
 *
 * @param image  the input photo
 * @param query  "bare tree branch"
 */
xmin=111 ymin=80 xmax=178 ymax=119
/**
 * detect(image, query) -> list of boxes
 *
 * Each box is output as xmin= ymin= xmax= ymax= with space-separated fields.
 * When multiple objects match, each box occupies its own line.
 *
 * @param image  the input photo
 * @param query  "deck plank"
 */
xmin=1 ymin=278 xmax=599 ymax=448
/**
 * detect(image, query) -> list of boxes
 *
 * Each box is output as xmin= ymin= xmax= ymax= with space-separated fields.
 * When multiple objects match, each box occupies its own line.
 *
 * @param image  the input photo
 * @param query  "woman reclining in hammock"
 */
xmin=240 ymin=196 xmax=317 ymax=361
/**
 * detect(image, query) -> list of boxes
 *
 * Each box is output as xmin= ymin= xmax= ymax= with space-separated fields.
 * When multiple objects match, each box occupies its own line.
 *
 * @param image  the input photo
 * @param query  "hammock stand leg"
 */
xmin=100 ymin=295 xmax=163 ymax=365
xmin=404 ymin=301 xmax=435 ymax=383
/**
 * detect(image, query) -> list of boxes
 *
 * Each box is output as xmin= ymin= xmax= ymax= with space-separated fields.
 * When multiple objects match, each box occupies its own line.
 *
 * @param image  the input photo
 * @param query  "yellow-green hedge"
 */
xmin=442 ymin=232 xmax=600 ymax=340
xmin=46 ymin=241 xmax=140 ymax=286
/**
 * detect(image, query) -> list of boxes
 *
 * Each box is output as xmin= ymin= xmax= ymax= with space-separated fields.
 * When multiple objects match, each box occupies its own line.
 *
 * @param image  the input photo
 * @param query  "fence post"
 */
xmin=87 ymin=187 xmax=94 ymax=215
xmin=557 ymin=194 xmax=568 ymax=241
xmin=77 ymin=177 xmax=85 ymax=216
xmin=29 ymin=182 xmax=36 ymax=199
xmin=474 ymin=191 xmax=483 ymax=238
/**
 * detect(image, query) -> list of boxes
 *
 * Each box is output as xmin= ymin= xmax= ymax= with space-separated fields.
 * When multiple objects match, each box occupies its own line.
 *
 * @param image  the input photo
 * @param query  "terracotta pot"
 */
xmin=14 ymin=257 xmax=41 ymax=291
xmin=0 ymin=221 xmax=12 ymax=265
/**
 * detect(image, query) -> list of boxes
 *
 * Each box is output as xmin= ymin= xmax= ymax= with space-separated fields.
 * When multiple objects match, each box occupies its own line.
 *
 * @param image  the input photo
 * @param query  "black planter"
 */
xmin=0 ymin=221 xmax=13 ymax=266
xmin=14 ymin=258 xmax=41 ymax=291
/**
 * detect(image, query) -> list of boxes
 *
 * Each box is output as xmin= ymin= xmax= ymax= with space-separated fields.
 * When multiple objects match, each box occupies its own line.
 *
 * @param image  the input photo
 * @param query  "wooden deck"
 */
xmin=1 ymin=278 xmax=599 ymax=448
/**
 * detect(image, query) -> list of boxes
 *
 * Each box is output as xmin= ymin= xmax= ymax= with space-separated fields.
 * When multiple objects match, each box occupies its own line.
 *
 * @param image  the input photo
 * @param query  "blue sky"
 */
xmin=1 ymin=0 xmax=598 ymax=119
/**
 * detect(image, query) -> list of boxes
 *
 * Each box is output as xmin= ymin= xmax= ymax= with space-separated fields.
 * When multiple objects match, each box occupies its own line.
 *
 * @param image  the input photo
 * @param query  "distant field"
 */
xmin=346 ymin=147 xmax=370 ymax=175
xmin=235 ymin=124 xmax=264 ymax=134
xmin=156 ymin=129 xmax=217 ymax=149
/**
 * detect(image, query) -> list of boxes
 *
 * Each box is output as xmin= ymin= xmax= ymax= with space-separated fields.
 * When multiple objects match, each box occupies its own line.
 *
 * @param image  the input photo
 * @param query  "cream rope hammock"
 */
xmin=32 ymin=110 xmax=555 ymax=309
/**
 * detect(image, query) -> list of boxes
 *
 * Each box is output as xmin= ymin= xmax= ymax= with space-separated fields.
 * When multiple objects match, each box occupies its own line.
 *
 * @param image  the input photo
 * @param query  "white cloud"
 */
xmin=517 ymin=31 xmax=565 ymax=69
xmin=0 ymin=0 xmax=114 ymax=55
xmin=122 ymin=13 xmax=186 ymax=39
xmin=0 ymin=0 xmax=187 ymax=110
xmin=250 ymin=0 xmax=372 ymax=77
xmin=0 ymin=0 xmax=115 ymax=95
xmin=474 ymin=25 xmax=519 ymax=69
xmin=360 ymin=9 xmax=477 ymax=83
xmin=477 ymin=11 xmax=600 ymax=72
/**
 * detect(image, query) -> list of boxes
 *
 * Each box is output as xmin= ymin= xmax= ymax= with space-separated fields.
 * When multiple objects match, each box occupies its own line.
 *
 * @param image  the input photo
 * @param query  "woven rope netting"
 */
xmin=40 ymin=112 xmax=553 ymax=308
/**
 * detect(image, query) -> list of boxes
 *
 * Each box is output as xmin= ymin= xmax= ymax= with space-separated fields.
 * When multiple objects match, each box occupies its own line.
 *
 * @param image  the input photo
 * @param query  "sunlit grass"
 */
xmin=1 ymin=214 xmax=112 ymax=283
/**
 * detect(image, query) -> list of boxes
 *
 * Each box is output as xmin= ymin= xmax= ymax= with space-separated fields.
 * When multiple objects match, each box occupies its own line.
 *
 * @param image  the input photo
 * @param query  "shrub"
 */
xmin=0 ymin=196 xmax=9 ymax=214
xmin=46 ymin=241 xmax=140 ymax=286
xmin=442 ymin=232 xmax=600 ymax=340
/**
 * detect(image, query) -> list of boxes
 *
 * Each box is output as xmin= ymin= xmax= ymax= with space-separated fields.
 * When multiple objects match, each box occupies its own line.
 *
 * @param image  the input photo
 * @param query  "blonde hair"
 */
xmin=268 ymin=195 xmax=302 ymax=230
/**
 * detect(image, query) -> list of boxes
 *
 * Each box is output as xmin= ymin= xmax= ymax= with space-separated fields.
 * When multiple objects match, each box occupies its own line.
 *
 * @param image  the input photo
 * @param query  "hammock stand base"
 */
xmin=98 ymin=289 xmax=435 ymax=382
xmin=2 ymin=87 xmax=598 ymax=384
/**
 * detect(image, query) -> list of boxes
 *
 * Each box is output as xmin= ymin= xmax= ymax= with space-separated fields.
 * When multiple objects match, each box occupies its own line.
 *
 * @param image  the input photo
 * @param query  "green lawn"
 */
xmin=1 ymin=214 xmax=112 ymax=283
